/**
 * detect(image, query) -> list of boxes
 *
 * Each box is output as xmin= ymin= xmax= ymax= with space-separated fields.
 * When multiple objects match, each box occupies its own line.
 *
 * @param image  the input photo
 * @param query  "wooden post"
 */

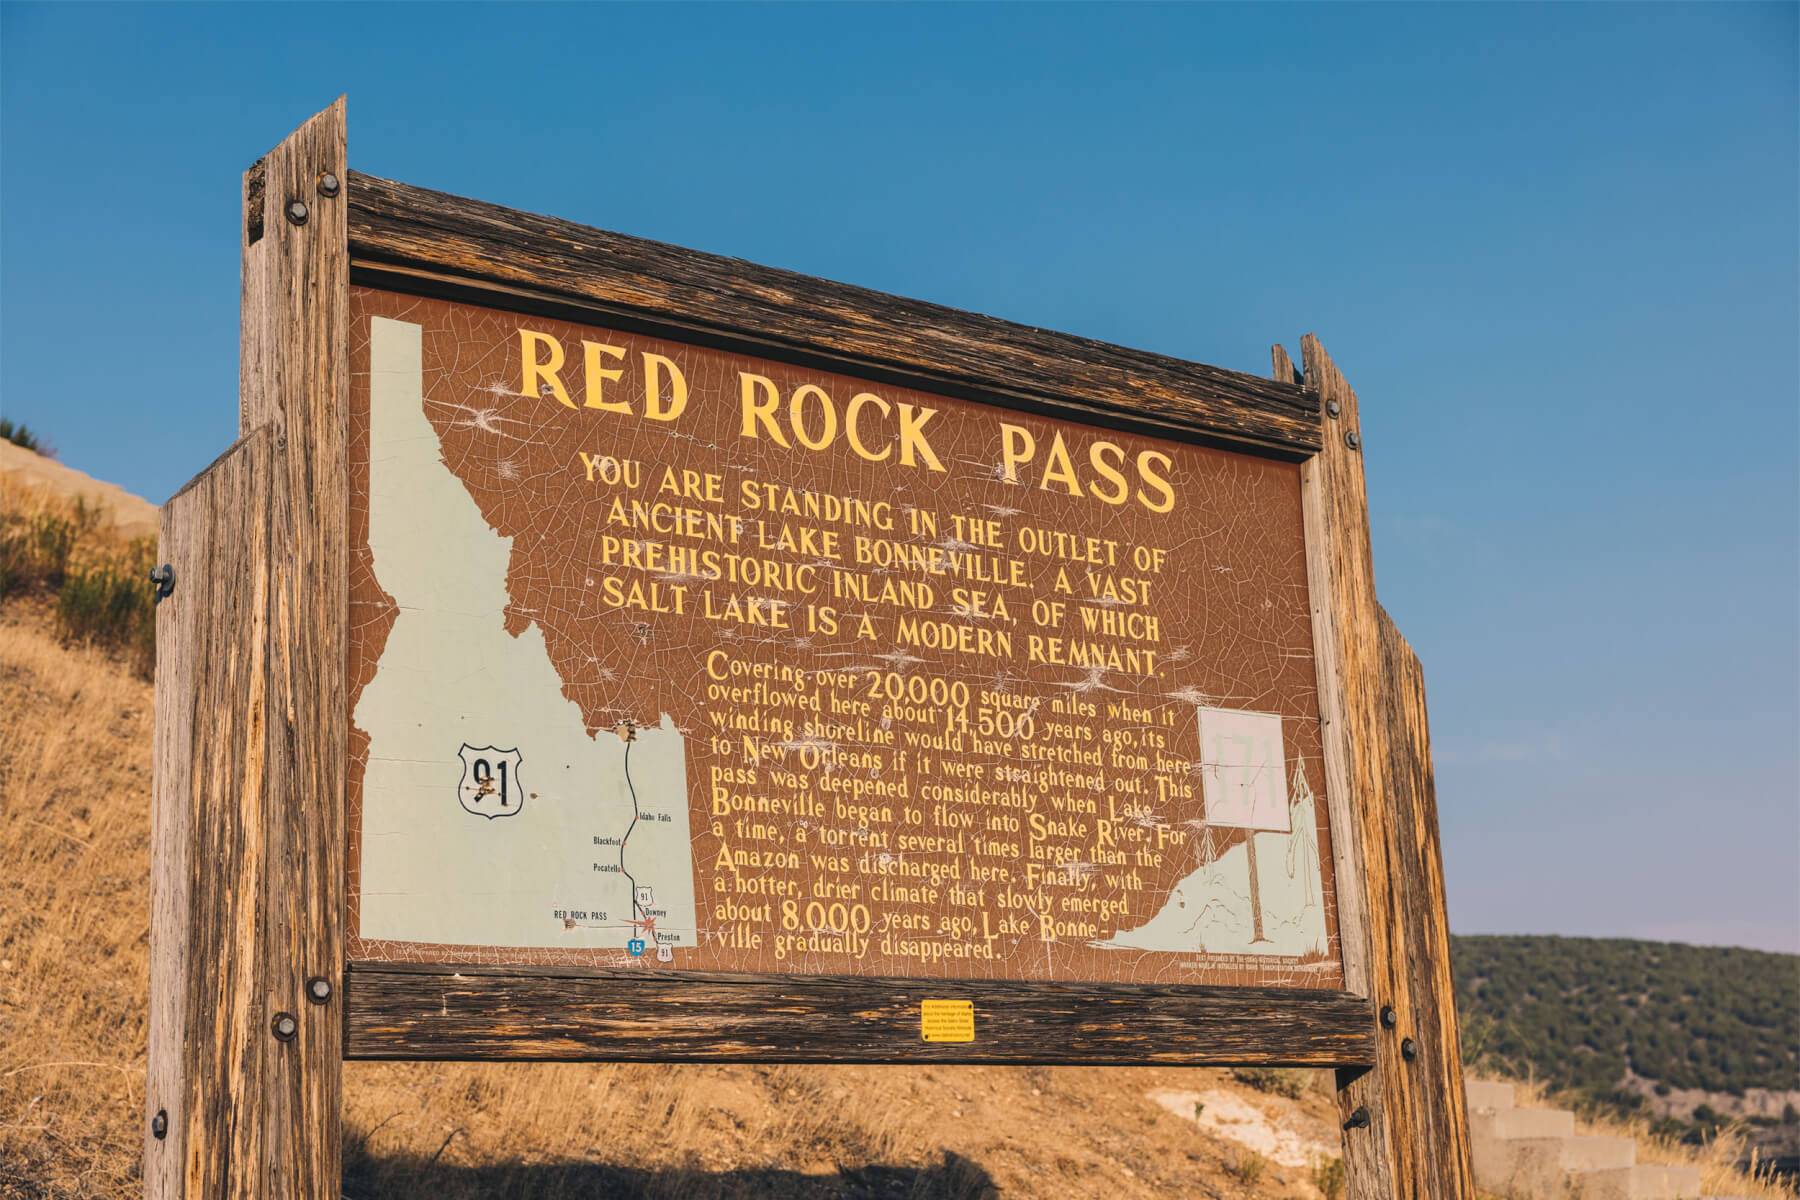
xmin=1283 ymin=336 xmax=1474 ymax=1196
xmin=145 ymin=100 xmax=348 ymax=1199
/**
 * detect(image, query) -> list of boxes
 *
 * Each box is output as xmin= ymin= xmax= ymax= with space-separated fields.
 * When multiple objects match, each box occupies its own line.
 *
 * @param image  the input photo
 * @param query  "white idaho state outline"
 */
xmin=355 ymin=315 xmax=698 ymax=954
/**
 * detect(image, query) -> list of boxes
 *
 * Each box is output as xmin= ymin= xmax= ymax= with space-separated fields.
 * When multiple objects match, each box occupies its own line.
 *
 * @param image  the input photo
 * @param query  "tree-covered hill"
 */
xmin=1452 ymin=934 xmax=1798 ymax=1131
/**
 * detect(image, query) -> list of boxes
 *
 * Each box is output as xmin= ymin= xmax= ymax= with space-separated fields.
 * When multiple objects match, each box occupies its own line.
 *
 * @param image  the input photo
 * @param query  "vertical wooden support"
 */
xmin=238 ymin=95 xmax=350 ymax=1200
xmin=1286 ymin=335 xmax=1474 ymax=1196
xmin=146 ymin=100 xmax=348 ymax=1199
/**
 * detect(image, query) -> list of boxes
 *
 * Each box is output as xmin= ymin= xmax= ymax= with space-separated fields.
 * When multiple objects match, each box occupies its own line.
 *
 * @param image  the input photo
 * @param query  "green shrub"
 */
xmin=1229 ymin=1067 xmax=1307 ymax=1099
xmin=2 ymin=482 xmax=155 ymax=677
xmin=0 ymin=502 xmax=98 ymax=596
xmin=0 ymin=417 xmax=54 ymax=457
xmin=1313 ymin=1155 xmax=1346 ymax=1200
xmin=1224 ymin=1148 xmax=1266 ymax=1182
xmin=55 ymin=539 xmax=156 ymax=676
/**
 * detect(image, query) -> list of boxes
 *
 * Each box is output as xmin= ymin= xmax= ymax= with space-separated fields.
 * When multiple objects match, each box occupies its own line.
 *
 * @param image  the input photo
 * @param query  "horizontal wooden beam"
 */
xmin=345 ymin=962 xmax=1375 ymax=1066
xmin=344 ymin=172 xmax=1321 ymax=457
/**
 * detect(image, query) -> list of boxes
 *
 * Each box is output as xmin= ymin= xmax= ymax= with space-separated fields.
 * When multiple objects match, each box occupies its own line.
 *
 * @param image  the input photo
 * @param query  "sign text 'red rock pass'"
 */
xmin=347 ymin=288 xmax=1343 ymax=988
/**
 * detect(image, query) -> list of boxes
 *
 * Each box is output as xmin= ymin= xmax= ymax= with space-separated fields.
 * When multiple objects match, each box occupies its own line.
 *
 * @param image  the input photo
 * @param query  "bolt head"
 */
xmin=272 ymin=1012 xmax=299 ymax=1041
xmin=1380 ymin=1005 xmax=1397 ymax=1029
xmin=151 ymin=1109 xmax=168 ymax=1140
xmin=1326 ymin=400 xmax=1341 ymax=418
xmin=317 ymin=172 xmax=341 ymax=198
xmin=306 ymin=976 xmax=332 ymax=1004
xmin=285 ymin=200 xmax=309 ymax=226
xmin=1401 ymin=1037 xmax=1418 ymax=1061
xmin=1344 ymin=431 xmax=1361 ymax=451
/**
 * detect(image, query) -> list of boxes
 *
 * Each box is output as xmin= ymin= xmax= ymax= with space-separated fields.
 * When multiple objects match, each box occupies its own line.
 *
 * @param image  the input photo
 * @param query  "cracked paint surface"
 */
xmin=346 ymin=286 xmax=1341 ymax=989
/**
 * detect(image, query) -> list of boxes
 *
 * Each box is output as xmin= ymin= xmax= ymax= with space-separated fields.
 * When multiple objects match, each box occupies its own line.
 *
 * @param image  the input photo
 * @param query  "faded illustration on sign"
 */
xmin=347 ymin=288 xmax=1340 ymax=988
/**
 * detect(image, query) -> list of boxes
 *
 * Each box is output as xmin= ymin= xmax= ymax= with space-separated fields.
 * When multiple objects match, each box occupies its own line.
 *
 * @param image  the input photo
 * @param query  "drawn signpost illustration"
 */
xmin=146 ymin=102 xmax=1473 ymax=1197
xmin=1197 ymin=706 xmax=1298 ymax=948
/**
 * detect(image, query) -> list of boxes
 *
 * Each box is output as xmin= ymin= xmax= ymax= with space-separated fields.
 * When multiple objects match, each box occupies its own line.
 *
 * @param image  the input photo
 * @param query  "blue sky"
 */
xmin=4 ymin=4 xmax=1795 ymax=953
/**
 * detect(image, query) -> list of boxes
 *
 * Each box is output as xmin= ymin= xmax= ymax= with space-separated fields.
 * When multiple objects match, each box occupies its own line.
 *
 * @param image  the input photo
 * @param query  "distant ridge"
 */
xmin=0 ymin=440 xmax=158 ymax=538
xmin=1453 ymin=932 xmax=1799 ymax=1159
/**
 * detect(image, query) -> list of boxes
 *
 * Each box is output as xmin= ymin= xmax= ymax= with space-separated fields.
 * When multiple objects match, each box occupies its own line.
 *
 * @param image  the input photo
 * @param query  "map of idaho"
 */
xmin=356 ymin=316 xmax=698 ymax=955
xmin=346 ymin=286 xmax=1345 ymax=989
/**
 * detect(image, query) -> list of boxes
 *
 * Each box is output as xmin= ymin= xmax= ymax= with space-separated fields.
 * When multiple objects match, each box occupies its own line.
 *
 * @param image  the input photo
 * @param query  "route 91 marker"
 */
xmin=146 ymin=101 xmax=1475 ymax=1198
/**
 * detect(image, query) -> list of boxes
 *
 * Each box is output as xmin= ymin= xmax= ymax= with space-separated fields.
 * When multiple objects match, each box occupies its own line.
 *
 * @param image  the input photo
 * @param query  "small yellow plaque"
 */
xmin=920 ymin=999 xmax=975 ymax=1043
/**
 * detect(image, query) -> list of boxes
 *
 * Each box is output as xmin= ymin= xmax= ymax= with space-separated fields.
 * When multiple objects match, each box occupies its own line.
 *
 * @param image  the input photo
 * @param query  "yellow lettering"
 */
xmin=1039 ymin=432 xmax=1082 ymax=497
xmin=739 ymin=373 xmax=789 ymax=446
xmin=1088 ymin=440 xmax=1129 ymax=506
xmin=641 ymin=353 xmax=688 ymax=422
xmin=790 ymin=384 xmax=838 ymax=451
xmin=845 ymin=393 xmax=892 ymax=462
xmin=1136 ymin=449 xmax=1175 ymax=513
xmin=580 ymin=341 xmax=629 ymax=413
xmin=897 ymin=404 xmax=944 ymax=471
xmin=999 ymin=423 xmax=1035 ymax=483
xmin=520 ymin=329 xmax=572 ymax=409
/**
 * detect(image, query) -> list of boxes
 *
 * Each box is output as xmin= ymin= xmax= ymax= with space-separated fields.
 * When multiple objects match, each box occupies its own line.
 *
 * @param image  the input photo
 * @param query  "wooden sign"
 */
xmin=146 ymin=101 xmax=1474 ymax=1198
xmin=349 ymin=284 xmax=1345 ymax=990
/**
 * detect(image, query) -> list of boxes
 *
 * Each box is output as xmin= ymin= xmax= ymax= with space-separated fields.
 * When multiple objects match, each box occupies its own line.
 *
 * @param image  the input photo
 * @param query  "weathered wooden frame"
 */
xmin=147 ymin=100 xmax=1472 ymax=1198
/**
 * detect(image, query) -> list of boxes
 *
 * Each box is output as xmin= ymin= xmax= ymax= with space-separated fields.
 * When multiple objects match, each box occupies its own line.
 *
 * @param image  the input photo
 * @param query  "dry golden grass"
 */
xmin=0 ymin=441 xmax=158 ymax=541
xmin=0 ymin=476 xmax=122 ymax=583
xmin=0 ymin=616 xmax=154 ymax=1198
xmin=0 ymin=593 xmax=1785 ymax=1199
xmin=0 ymin=477 xmax=156 ymax=677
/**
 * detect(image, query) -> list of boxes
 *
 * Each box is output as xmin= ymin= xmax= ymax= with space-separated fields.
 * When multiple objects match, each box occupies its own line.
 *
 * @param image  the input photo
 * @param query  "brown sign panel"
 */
xmin=347 ymin=286 xmax=1342 ymax=991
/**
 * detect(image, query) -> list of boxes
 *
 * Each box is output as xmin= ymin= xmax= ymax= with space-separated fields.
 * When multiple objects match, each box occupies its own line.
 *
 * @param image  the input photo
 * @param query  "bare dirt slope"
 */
xmin=0 ymin=443 xmax=157 ymax=540
xmin=0 ymin=604 xmax=1347 ymax=1200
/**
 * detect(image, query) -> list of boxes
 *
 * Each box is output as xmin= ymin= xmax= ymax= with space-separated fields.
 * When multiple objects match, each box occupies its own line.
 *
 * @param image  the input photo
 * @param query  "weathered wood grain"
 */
xmin=1295 ymin=334 xmax=1473 ymax=1197
xmin=343 ymin=173 xmax=1321 ymax=456
xmin=1271 ymin=342 xmax=1302 ymax=386
xmin=145 ymin=99 xmax=349 ymax=1199
xmin=146 ymin=435 xmax=231 ymax=1198
xmin=345 ymin=963 xmax=1375 ymax=1066
xmin=1374 ymin=605 xmax=1473 ymax=1191
xmin=1287 ymin=341 xmax=1389 ymax=1194
xmin=1289 ymin=343 xmax=1371 ymax=1005
xmin=146 ymin=430 xmax=276 ymax=1197
xmin=239 ymin=96 xmax=349 ymax=1200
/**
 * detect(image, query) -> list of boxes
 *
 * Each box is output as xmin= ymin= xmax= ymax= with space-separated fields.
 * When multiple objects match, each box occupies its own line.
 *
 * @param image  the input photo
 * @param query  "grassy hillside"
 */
xmin=1 ymin=476 xmax=1788 ymax=1198
xmin=1454 ymin=933 xmax=1800 ymax=1145
xmin=0 ymin=472 xmax=156 ymax=677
